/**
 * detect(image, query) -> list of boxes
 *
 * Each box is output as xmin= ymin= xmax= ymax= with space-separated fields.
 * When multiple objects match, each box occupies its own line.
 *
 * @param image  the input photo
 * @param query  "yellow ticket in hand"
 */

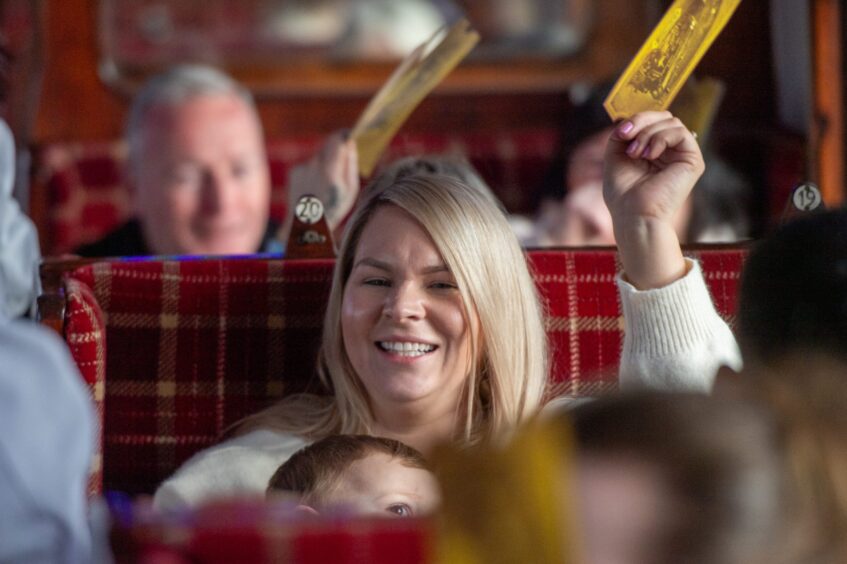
xmin=351 ymin=19 xmax=479 ymax=176
xmin=604 ymin=0 xmax=742 ymax=121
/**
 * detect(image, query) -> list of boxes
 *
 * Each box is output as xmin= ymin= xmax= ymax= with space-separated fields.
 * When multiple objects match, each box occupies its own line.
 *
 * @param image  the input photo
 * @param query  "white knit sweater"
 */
xmin=153 ymin=430 xmax=308 ymax=511
xmin=617 ymin=258 xmax=742 ymax=391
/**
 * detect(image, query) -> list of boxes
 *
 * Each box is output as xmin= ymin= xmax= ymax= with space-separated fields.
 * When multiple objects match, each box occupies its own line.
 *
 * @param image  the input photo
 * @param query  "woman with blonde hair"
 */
xmin=154 ymin=172 xmax=548 ymax=509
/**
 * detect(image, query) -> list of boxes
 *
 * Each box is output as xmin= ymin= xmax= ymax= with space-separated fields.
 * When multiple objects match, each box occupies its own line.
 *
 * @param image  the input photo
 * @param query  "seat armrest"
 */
xmin=64 ymin=273 xmax=108 ymax=496
xmin=37 ymin=256 xmax=100 ymax=335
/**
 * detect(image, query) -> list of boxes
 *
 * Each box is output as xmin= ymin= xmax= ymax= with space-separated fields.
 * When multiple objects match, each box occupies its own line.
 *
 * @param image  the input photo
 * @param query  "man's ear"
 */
xmin=294 ymin=504 xmax=320 ymax=517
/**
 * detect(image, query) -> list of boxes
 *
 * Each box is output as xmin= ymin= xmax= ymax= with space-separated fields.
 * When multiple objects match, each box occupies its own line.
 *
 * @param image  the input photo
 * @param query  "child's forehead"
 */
xmin=324 ymin=450 xmax=442 ymax=513
xmin=340 ymin=452 xmax=431 ymax=485
xmin=350 ymin=451 xmax=415 ymax=472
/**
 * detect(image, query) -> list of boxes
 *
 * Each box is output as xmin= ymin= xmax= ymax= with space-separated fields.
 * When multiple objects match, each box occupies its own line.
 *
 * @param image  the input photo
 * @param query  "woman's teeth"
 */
xmin=378 ymin=341 xmax=436 ymax=357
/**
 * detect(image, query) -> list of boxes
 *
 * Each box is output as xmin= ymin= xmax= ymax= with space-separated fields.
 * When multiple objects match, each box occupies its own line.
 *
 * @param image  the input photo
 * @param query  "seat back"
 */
xmin=111 ymin=502 xmax=433 ymax=564
xmin=60 ymin=247 xmax=746 ymax=495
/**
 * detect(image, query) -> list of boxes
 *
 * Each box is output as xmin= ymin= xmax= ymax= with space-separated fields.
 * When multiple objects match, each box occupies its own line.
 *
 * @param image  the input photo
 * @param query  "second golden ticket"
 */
xmin=604 ymin=0 xmax=742 ymax=121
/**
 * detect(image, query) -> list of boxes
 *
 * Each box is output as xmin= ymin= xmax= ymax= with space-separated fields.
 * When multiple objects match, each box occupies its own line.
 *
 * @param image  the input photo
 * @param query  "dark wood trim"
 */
xmin=36 ymin=256 xmax=100 ymax=334
xmin=33 ymin=0 xmax=655 ymax=143
xmin=810 ymin=0 xmax=845 ymax=205
xmin=283 ymin=196 xmax=337 ymax=259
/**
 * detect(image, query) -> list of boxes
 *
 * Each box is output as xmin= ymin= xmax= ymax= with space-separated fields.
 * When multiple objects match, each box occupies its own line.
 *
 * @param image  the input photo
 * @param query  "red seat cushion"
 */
xmin=111 ymin=501 xmax=433 ymax=564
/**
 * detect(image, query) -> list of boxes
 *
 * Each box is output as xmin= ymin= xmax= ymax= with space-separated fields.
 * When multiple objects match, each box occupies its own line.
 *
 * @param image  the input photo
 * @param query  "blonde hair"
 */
xmin=235 ymin=173 xmax=548 ymax=444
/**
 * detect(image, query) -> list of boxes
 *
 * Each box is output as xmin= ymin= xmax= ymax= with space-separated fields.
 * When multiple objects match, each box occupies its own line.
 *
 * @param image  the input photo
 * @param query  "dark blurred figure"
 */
xmin=366 ymin=153 xmax=501 ymax=208
xmin=739 ymin=209 xmax=847 ymax=367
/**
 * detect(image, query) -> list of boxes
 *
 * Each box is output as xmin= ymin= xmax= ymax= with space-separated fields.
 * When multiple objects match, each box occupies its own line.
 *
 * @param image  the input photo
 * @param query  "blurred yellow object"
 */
xmin=604 ymin=0 xmax=742 ymax=121
xmin=670 ymin=75 xmax=725 ymax=143
xmin=350 ymin=19 xmax=479 ymax=176
xmin=433 ymin=420 xmax=578 ymax=564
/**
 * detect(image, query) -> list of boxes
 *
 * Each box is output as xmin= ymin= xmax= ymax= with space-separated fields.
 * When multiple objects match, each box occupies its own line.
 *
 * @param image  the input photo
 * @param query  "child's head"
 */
xmin=568 ymin=392 xmax=790 ymax=564
xmin=267 ymin=434 xmax=440 ymax=517
xmin=739 ymin=209 xmax=847 ymax=366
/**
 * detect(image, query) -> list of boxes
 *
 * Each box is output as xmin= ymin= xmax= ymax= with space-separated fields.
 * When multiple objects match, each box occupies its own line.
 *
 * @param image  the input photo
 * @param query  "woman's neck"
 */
xmin=371 ymin=401 xmax=462 ymax=456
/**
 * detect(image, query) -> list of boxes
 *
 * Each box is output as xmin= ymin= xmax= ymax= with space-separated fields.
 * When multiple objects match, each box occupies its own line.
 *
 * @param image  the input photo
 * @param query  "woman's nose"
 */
xmin=383 ymin=283 xmax=425 ymax=320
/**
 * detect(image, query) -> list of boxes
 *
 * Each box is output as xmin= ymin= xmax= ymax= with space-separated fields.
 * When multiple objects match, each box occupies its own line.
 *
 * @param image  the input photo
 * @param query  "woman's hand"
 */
xmin=603 ymin=111 xmax=704 ymax=289
xmin=285 ymin=131 xmax=360 ymax=238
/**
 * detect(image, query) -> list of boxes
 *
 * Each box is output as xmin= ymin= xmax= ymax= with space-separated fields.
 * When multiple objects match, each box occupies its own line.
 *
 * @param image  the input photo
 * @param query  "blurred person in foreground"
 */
xmin=434 ymin=391 xmax=791 ymax=564
xmin=569 ymin=392 xmax=790 ymax=564
xmin=0 ymin=40 xmax=94 ymax=561
xmin=76 ymin=64 xmax=358 ymax=257
xmin=0 ymin=320 xmax=95 ymax=563
xmin=0 ymin=116 xmax=38 ymax=317
xmin=0 ymin=38 xmax=39 ymax=318
xmin=716 ymin=354 xmax=847 ymax=563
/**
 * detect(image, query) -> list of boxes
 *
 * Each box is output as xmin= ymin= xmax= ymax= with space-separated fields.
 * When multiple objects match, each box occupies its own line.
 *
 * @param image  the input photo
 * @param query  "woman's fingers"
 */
xmin=617 ymin=114 xmax=702 ymax=170
xmin=343 ymin=139 xmax=359 ymax=188
xmin=612 ymin=111 xmax=673 ymax=141
xmin=319 ymin=131 xmax=345 ymax=160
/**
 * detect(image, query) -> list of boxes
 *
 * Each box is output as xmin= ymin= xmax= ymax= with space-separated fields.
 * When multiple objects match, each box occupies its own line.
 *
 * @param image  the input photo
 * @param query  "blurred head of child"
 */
xmin=267 ymin=434 xmax=440 ymax=518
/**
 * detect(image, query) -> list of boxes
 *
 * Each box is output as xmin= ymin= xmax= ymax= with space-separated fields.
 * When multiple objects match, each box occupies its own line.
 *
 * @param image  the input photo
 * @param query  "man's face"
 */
xmin=133 ymin=94 xmax=270 ymax=256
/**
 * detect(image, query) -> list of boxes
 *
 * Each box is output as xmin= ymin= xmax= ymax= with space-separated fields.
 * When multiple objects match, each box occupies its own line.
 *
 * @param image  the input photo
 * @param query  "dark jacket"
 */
xmin=74 ymin=218 xmax=283 ymax=258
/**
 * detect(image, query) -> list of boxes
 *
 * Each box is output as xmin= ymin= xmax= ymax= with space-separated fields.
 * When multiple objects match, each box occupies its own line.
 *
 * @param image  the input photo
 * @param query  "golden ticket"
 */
xmin=350 ymin=19 xmax=479 ymax=176
xmin=604 ymin=0 xmax=742 ymax=121
xmin=669 ymin=76 xmax=725 ymax=142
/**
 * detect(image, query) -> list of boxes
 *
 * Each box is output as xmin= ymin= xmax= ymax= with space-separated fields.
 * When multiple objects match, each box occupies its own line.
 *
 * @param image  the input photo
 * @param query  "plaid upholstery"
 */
xmin=112 ymin=502 xmax=432 ymax=563
xmin=62 ymin=248 xmax=746 ymax=495
xmin=532 ymin=248 xmax=746 ymax=399
xmin=35 ymin=130 xmax=557 ymax=254
xmin=64 ymin=277 xmax=106 ymax=495
xmin=69 ymin=258 xmax=334 ymax=495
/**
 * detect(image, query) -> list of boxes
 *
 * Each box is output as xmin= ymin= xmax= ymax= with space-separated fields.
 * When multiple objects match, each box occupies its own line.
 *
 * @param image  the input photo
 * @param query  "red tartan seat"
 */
xmin=111 ymin=501 xmax=434 ymax=564
xmin=58 ymin=247 xmax=746 ymax=496
xmin=33 ymin=130 xmax=558 ymax=254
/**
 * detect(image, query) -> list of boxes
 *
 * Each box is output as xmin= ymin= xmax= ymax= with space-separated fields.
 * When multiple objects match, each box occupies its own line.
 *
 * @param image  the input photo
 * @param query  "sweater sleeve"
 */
xmin=617 ymin=258 xmax=742 ymax=392
xmin=153 ymin=430 xmax=308 ymax=511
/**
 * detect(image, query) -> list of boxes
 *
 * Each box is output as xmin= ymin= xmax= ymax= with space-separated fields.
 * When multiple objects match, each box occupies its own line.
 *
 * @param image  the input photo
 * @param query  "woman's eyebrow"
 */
xmin=353 ymin=258 xmax=450 ymax=275
xmin=421 ymin=265 xmax=450 ymax=274
xmin=353 ymin=257 xmax=391 ymax=271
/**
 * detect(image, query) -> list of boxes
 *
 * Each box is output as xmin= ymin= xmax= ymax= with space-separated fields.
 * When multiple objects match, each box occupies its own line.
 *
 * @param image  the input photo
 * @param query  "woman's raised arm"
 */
xmin=603 ymin=111 xmax=741 ymax=391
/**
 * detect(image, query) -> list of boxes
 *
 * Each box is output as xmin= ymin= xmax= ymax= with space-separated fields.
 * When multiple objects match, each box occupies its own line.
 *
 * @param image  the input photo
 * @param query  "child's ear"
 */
xmin=295 ymin=504 xmax=320 ymax=517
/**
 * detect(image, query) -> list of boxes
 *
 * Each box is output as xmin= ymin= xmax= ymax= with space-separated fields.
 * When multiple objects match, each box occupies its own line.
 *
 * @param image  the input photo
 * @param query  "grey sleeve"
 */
xmin=0 ymin=119 xmax=40 ymax=319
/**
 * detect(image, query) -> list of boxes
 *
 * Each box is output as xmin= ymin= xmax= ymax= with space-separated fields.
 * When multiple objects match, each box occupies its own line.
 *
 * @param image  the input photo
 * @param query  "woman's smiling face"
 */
xmin=341 ymin=205 xmax=478 ymax=419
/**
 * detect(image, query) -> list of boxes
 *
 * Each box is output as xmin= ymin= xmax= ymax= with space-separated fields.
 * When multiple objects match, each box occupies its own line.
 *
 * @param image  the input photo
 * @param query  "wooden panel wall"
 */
xmin=810 ymin=0 xmax=844 ymax=205
xmin=34 ymin=0 xmax=659 ymax=143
